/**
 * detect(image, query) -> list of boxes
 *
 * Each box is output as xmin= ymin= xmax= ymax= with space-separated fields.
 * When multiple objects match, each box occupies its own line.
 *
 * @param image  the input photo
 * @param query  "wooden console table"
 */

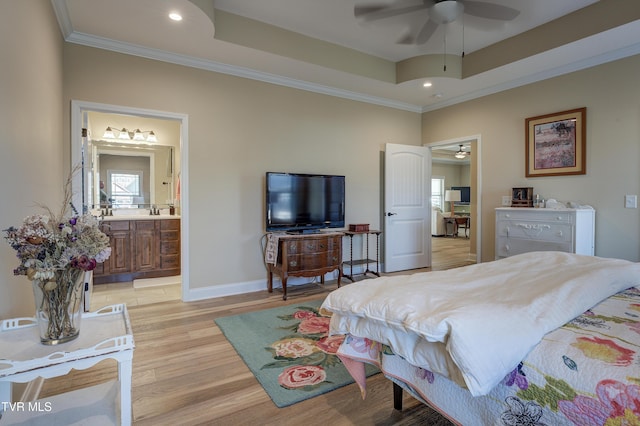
xmin=0 ymin=304 xmax=134 ymax=425
xmin=267 ymin=232 xmax=343 ymax=300
xmin=343 ymin=230 xmax=381 ymax=281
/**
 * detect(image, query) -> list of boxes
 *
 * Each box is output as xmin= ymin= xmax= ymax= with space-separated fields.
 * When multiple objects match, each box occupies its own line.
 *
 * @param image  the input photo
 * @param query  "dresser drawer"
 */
xmin=496 ymin=237 xmax=573 ymax=258
xmin=286 ymin=250 xmax=341 ymax=271
xmin=286 ymin=254 xmax=321 ymax=271
xmin=497 ymin=221 xmax=572 ymax=242
xmin=496 ymin=210 xmax=572 ymax=223
xmin=283 ymin=235 xmax=341 ymax=254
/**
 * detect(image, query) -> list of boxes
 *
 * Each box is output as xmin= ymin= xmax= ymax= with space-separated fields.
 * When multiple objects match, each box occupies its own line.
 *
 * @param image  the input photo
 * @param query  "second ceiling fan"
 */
xmin=354 ymin=0 xmax=520 ymax=45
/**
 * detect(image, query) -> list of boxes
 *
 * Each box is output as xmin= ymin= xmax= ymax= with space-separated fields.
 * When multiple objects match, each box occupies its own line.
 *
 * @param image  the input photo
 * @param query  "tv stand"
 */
xmin=267 ymin=232 xmax=343 ymax=300
xmin=286 ymin=229 xmax=321 ymax=235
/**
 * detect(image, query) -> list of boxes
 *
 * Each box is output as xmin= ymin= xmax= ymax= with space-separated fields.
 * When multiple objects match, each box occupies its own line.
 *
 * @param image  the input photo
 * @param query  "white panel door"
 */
xmin=384 ymin=143 xmax=431 ymax=272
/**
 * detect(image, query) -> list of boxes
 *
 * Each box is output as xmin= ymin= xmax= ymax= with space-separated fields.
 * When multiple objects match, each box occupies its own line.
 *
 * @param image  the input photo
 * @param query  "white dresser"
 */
xmin=495 ymin=207 xmax=595 ymax=259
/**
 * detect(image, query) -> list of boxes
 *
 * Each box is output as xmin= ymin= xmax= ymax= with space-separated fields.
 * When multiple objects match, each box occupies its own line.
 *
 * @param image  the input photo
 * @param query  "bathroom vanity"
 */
xmin=94 ymin=216 xmax=180 ymax=284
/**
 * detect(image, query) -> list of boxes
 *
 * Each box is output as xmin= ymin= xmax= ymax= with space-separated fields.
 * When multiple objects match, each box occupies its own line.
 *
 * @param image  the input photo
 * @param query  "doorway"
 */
xmin=428 ymin=135 xmax=481 ymax=267
xmin=71 ymin=100 xmax=189 ymax=302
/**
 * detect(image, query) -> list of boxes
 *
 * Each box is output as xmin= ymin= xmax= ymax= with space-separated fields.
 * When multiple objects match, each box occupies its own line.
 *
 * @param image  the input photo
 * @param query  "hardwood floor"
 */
xmin=38 ymin=239 xmax=472 ymax=425
xmin=431 ymin=234 xmax=476 ymax=271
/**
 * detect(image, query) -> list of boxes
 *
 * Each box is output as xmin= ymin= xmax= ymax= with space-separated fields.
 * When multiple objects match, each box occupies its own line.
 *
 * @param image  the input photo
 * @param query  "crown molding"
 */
xmin=64 ymin=31 xmax=423 ymax=114
xmin=423 ymin=38 xmax=640 ymax=113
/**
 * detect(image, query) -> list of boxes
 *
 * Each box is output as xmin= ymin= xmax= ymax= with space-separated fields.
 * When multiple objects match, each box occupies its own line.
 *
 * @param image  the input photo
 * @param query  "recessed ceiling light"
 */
xmin=169 ymin=12 xmax=183 ymax=21
xmin=423 ymin=82 xmax=432 ymax=88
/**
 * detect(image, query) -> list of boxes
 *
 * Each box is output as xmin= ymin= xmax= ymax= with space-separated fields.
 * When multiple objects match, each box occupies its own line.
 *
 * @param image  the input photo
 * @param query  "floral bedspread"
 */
xmin=337 ymin=287 xmax=640 ymax=426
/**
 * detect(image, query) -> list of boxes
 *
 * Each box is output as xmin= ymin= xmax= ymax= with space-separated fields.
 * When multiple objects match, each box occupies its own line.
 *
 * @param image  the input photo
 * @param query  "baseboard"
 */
xmin=183 ymin=270 xmax=343 ymax=302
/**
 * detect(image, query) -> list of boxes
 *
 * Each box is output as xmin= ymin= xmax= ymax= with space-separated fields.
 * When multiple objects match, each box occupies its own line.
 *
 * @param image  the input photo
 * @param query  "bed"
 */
xmin=320 ymin=251 xmax=640 ymax=425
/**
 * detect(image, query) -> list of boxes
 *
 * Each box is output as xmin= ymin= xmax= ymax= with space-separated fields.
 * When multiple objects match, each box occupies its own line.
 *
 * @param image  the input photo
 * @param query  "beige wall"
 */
xmin=0 ymin=1 xmax=64 ymax=317
xmin=2 ymin=3 xmax=638 ymax=317
xmin=62 ymin=44 xmax=421 ymax=295
xmin=422 ymin=54 xmax=640 ymax=262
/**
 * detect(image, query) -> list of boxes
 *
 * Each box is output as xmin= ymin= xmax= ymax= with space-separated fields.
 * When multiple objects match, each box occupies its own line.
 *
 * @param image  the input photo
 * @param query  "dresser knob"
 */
xmin=289 ymin=260 xmax=297 ymax=267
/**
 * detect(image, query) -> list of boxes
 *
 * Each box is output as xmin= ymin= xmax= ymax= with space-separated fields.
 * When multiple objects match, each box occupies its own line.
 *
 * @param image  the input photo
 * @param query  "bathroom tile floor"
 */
xmin=89 ymin=281 xmax=181 ymax=311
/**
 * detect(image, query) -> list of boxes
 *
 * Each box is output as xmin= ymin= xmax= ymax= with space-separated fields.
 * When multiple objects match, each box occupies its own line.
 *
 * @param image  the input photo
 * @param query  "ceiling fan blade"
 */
xmin=354 ymin=5 xmax=388 ymax=18
xmin=397 ymin=32 xmax=416 ymax=44
xmin=462 ymin=1 xmax=520 ymax=21
xmin=415 ymin=19 xmax=438 ymax=44
xmin=355 ymin=4 xmax=430 ymax=22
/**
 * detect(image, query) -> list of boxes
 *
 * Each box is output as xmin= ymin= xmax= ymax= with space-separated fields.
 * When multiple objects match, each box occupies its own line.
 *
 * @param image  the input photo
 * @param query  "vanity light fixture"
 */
xmin=103 ymin=127 xmax=158 ymax=143
xmin=118 ymin=128 xmax=131 ymax=140
xmin=146 ymin=131 xmax=158 ymax=142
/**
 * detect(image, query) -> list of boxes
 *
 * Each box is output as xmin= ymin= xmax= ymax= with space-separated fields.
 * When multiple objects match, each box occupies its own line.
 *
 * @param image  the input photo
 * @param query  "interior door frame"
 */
xmin=70 ymin=100 xmax=190 ymax=301
xmin=426 ymin=134 xmax=482 ymax=262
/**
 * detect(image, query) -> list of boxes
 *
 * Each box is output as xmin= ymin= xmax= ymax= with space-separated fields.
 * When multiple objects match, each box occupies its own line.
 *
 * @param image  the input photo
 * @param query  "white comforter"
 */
xmin=322 ymin=252 xmax=640 ymax=396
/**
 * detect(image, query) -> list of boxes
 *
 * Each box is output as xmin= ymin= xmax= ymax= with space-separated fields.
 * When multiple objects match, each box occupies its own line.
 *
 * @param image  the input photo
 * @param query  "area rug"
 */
xmin=215 ymin=299 xmax=379 ymax=408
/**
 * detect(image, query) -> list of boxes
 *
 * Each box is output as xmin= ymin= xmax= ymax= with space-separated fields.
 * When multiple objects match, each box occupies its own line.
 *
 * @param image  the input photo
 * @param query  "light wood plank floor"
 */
xmin=39 ymin=237 xmax=472 ymax=425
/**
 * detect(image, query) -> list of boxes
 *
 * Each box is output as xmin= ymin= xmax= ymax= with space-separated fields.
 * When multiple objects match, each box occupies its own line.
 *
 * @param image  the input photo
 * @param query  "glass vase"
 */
xmin=32 ymin=268 xmax=85 ymax=345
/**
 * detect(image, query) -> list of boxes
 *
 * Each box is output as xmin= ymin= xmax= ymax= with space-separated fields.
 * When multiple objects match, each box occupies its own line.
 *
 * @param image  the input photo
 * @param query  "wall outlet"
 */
xmin=625 ymin=195 xmax=637 ymax=209
xmin=501 ymin=196 xmax=511 ymax=206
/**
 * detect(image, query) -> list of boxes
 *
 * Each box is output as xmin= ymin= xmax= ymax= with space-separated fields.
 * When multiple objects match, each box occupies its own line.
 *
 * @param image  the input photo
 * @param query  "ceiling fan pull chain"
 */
xmin=443 ymin=29 xmax=447 ymax=72
xmin=462 ymin=15 xmax=465 ymax=58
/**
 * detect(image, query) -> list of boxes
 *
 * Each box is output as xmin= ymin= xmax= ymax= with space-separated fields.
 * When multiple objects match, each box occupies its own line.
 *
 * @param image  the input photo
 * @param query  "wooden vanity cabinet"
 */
xmin=94 ymin=218 xmax=180 ymax=284
xmin=159 ymin=219 xmax=181 ymax=273
xmin=94 ymin=220 xmax=132 ymax=277
xmin=134 ymin=220 xmax=159 ymax=272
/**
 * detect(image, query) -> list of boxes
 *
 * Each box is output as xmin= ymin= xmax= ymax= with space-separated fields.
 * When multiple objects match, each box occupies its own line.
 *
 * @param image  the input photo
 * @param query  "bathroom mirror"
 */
xmin=79 ymin=110 xmax=181 ymax=213
xmin=87 ymin=140 xmax=174 ymax=210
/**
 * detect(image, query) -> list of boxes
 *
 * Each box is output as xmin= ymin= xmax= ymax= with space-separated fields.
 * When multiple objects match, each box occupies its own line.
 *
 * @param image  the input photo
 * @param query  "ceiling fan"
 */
xmin=454 ymin=144 xmax=469 ymax=159
xmin=354 ymin=0 xmax=520 ymax=45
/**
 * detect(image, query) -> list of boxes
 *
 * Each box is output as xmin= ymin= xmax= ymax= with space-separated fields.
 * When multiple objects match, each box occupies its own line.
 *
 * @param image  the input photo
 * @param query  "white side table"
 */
xmin=0 ymin=304 xmax=135 ymax=425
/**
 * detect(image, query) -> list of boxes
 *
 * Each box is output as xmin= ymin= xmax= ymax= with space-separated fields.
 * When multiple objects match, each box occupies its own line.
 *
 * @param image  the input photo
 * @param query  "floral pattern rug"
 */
xmin=215 ymin=299 xmax=379 ymax=407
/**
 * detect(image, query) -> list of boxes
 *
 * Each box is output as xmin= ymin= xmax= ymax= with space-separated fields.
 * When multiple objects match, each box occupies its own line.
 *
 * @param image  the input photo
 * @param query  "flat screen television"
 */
xmin=266 ymin=172 xmax=345 ymax=233
xmin=451 ymin=186 xmax=471 ymax=205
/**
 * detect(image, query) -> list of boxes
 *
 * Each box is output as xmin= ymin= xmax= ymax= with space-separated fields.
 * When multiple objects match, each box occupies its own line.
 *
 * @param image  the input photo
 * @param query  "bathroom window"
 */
xmin=109 ymin=171 xmax=143 ymax=208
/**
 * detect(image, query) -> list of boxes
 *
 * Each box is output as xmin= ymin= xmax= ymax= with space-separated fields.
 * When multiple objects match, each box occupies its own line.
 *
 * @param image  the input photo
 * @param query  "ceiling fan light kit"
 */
xmin=455 ymin=144 xmax=468 ymax=159
xmin=430 ymin=1 xmax=464 ymax=24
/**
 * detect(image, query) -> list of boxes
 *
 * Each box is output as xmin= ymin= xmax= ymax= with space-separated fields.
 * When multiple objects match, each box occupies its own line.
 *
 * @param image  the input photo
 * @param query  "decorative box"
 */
xmin=349 ymin=224 xmax=369 ymax=232
xmin=512 ymin=187 xmax=534 ymax=207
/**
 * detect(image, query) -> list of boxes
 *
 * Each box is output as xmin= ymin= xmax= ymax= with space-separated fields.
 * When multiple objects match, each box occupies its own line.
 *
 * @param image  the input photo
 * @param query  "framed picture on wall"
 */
xmin=525 ymin=107 xmax=586 ymax=177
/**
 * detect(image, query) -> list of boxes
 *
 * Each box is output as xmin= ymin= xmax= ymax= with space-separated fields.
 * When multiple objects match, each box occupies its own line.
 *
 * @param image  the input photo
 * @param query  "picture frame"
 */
xmin=525 ymin=107 xmax=586 ymax=177
xmin=511 ymin=187 xmax=533 ymax=207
